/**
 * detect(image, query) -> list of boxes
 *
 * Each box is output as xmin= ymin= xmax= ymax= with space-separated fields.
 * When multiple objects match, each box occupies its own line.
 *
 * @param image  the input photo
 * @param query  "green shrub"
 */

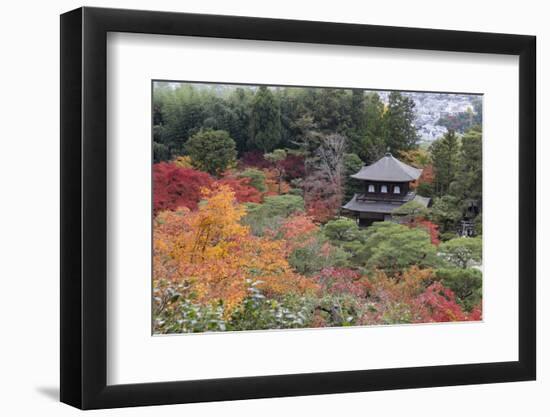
xmin=439 ymin=237 xmax=482 ymax=268
xmin=238 ymin=168 xmax=267 ymax=192
xmin=243 ymin=195 xmax=305 ymax=235
xmin=359 ymin=222 xmax=440 ymax=274
xmin=435 ymin=268 xmax=482 ymax=311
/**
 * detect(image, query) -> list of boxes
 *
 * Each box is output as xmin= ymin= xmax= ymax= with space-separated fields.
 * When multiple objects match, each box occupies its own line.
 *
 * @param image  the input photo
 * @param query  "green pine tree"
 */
xmin=364 ymin=92 xmax=386 ymax=163
xmin=383 ymin=91 xmax=419 ymax=153
xmin=430 ymin=130 xmax=460 ymax=196
xmin=453 ymin=126 xmax=482 ymax=203
xmin=249 ymin=86 xmax=282 ymax=152
xmin=347 ymin=90 xmax=368 ymax=156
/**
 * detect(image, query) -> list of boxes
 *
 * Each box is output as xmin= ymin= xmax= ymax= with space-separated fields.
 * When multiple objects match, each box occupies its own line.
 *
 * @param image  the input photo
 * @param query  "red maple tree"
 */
xmin=214 ymin=176 xmax=262 ymax=204
xmin=153 ymin=163 xmax=213 ymax=214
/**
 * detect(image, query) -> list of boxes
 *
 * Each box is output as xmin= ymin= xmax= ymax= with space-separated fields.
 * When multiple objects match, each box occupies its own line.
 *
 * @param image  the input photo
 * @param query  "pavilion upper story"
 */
xmin=342 ymin=153 xmax=430 ymax=225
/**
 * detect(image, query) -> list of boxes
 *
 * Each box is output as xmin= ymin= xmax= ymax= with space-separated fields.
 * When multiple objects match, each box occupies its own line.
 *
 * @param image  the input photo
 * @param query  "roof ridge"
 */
xmin=389 ymin=155 xmax=421 ymax=180
xmin=350 ymin=154 xmax=421 ymax=182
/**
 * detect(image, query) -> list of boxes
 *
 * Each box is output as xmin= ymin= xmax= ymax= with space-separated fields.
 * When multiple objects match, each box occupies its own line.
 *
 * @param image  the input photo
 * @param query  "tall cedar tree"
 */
xmin=454 ymin=126 xmax=482 ymax=203
xmin=313 ymin=88 xmax=351 ymax=133
xmin=364 ymin=92 xmax=386 ymax=163
xmin=225 ymin=88 xmax=253 ymax=154
xmin=430 ymin=130 xmax=460 ymax=196
xmin=249 ymin=86 xmax=282 ymax=152
xmin=347 ymin=90 xmax=369 ymax=158
xmin=162 ymin=84 xmax=207 ymax=155
xmin=383 ymin=92 xmax=419 ymax=153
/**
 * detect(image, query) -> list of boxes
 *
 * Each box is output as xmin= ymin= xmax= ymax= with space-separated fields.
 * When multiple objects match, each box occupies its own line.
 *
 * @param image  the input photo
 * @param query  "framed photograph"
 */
xmin=60 ymin=6 xmax=536 ymax=409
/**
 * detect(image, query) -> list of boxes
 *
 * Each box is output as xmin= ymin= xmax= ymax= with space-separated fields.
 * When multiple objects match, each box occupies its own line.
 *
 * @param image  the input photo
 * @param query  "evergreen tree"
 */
xmin=383 ymin=91 xmax=419 ymax=153
xmin=364 ymin=92 xmax=386 ymax=163
xmin=347 ymin=90 xmax=368 ymax=157
xmin=162 ymin=85 xmax=209 ymax=155
xmin=185 ymin=129 xmax=237 ymax=176
xmin=343 ymin=153 xmax=364 ymax=201
xmin=313 ymin=88 xmax=351 ymax=133
xmin=430 ymin=130 xmax=460 ymax=196
xmin=472 ymin=98 xmax=483 ymax=126
xmin=276 ymin=88 xmax=308 ymax=149
xmin=430 ymin=195 xmax=462 ymax=233
xmin=359 ymin=222 xmax=440 ymax=274
xmin=453 ymin=126 xmax=482 ymax=203
xmin=249 ymin=86 xmax=282 ymax=152
xmin=225 ymin=88 xmax=253 ymax=154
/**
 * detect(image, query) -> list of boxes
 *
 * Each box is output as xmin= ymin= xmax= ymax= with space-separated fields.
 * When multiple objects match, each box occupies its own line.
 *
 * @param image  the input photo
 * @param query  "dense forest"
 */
xmin=152 ymin=82 xmax=483 ymax=333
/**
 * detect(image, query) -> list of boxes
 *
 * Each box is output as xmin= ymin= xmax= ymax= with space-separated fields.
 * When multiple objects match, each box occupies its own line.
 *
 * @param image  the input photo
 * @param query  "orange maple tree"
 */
xmin=154 ymin=185 xmax=316 ymax=314
xmin=262 ymin=168 xmax=291 ymax=195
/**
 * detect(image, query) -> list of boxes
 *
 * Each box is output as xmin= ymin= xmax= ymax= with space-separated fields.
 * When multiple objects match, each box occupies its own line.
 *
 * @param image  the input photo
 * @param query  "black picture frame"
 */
xmin=60 ymin=6 xmax=536 ymax=410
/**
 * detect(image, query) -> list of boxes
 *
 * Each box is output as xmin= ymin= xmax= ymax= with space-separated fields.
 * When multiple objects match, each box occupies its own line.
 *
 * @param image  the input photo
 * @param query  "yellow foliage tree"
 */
xmin=172 ymin=155 xmax=194 ymax=168
xmin=154 ymin=185 xmax=316 ymax=314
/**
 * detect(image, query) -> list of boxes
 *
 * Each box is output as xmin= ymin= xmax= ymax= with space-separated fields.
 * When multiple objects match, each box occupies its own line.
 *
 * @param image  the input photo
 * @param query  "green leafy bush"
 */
xmin=360 ymin=222 xmax=440 ymax=273
xmin=243 ymin=195 xmax=305 ymax=235
xmin=435 ymin=268 xmax=482 ymax=311
xmin=238 ymin=168 xmax=267 ymax=192
xmin=185 ymin=128 xmax=237 ymax=176
xmin=439 ymin=237 xmax=482 ymax=269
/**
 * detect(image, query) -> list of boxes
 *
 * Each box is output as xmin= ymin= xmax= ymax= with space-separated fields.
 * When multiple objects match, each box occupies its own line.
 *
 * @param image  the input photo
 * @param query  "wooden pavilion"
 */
xmin=342 ymin=153 xmax=430 ymax=226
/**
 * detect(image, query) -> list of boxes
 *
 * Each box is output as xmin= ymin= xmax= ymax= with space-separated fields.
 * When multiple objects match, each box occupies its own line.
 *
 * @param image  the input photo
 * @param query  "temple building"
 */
xmin=342 ymin=153 xmax=430 ymax=226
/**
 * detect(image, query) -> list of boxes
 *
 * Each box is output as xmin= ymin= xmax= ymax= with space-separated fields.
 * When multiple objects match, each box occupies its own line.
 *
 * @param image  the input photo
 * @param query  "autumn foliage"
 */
xmin=360 ymin=267 xmax=480 ymax=324
xmin=280 ymin=154 xmax=306 ymax=180
xmin=154 ymin=185 xmax=316 ymax=315
xmin=239 ymin=150 xmax=272 ymax=169
xmin=419 ymin=164 xmax=434 ymax=184
xmin=153 ymin=162 xmax=213 ymax=214
xmin=154 ymin=182 xmax=480 ymax=332
xmin=154 ymin=163 xmax=266 ymax=215
xmin=152 ymin=84 xmax=483 ymax=334
xmin=407 ymin=218 xmax=441 ymax=245
xmin=153 ymin=165 xmax=479 ymax=332
xmin=303 ymin=172 xmax=342 ymax=223
xmin=263 ymin=168 xmax=291 ymax=195
xmin=214 ymin=175 xmax=263 ymax=204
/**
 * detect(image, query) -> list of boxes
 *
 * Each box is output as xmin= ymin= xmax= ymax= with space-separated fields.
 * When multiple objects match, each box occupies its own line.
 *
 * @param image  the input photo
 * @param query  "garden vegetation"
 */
xmin=152 ymin=83 xmax=483 ymax=333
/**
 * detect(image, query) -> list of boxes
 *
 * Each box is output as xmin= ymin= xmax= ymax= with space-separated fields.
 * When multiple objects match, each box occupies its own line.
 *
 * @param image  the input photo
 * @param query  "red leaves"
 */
xmin=279 ymin=154 xmax=306 ymax=180
xmin=153 ymin=158 xmax=481 ymax=328
xmin=415 ymin=282 xmax=467 ymax=322
xmin=306 ymin=196 xmax=342 ymax=223
xmin=303 ymin=172 xmax=343 ymax=223
xmin=407 ymin=218 xmax=440 ymax=245
xmin=419 ymin=164 xmax=434 ymax=184
xmin=214 ymin=176 xmax=262 ymax=204
xmin=153 ymin=163 xmax=264 ymax=215
xmin=362 ymin=268 xmax=481 ymax=324
xmin=313 ymin=267 xmax=371 ymax=298
xmin=239 ymin=151 xmax=272 ymax=169
xmin=468 ymin=304 xmax=483 ymax=321
xmin=240 ymin=151 xmax=305 ymax=180
xmin=277 ymin=213 xmax=319 ymax=252
xmin=414 ymin=282 xmax=481 ymax=322
xmin=153 ymin=162 xmax=213 ymax=214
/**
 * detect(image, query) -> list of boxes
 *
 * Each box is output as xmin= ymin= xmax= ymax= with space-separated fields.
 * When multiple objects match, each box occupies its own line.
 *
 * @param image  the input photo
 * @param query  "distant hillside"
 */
xmin=372 ymin=90 xmax=482 ymax=142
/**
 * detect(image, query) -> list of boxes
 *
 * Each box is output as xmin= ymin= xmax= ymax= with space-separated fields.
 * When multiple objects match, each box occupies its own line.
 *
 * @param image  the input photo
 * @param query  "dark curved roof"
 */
xmin=351 ymin=153 xmax=422 ymax=182
xmin=342 ymin=193 xmax=430 ymax=214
